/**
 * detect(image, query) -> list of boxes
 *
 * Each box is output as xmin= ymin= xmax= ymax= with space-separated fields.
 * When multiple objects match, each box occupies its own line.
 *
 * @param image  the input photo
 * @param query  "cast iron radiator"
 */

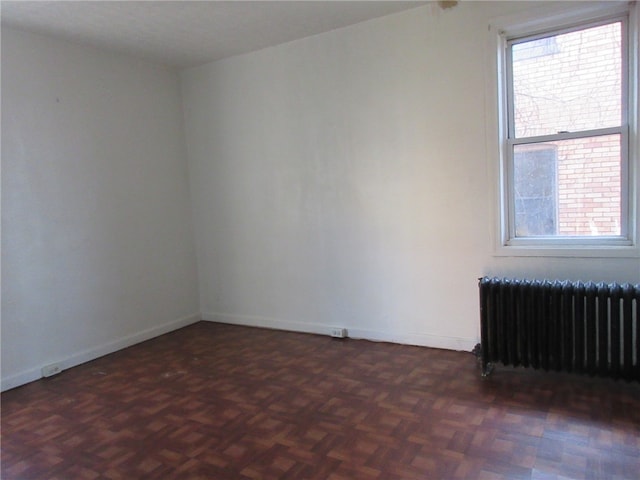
xmin=478 ymin=277 xmax=640 ymax=381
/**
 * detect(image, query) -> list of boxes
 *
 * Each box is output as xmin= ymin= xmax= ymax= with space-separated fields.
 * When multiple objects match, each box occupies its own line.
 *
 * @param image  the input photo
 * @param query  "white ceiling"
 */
xmin=1 ymin=1 xmax=429 ymax=69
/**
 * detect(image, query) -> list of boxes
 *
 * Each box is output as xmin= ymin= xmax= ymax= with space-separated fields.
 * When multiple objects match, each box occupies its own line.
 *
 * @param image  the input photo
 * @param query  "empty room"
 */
xmin=2 ymin=1 xmax=639 ymax=478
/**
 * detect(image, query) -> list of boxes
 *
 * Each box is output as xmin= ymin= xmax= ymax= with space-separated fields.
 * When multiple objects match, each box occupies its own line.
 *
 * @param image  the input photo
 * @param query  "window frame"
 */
xmin=488 ymin=2 xmax=639 ymax=258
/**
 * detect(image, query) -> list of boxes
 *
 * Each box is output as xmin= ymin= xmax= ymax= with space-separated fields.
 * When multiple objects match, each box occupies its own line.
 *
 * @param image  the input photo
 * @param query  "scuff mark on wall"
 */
xmin=438 ymin=1 xmax=458 ymax=10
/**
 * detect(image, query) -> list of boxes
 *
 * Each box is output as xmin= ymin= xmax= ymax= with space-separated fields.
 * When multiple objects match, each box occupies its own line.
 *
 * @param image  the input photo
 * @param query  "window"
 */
xmin=491 ymin=3 xmax=638 ymax=256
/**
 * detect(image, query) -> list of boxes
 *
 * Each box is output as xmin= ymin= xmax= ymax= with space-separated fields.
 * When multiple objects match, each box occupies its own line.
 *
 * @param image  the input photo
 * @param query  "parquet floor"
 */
xmin=2 ymin=322 xmax=639 ymax=480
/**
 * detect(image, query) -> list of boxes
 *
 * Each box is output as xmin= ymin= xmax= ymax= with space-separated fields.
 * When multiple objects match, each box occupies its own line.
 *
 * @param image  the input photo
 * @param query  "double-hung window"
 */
xmin=492 ymin=3 xmax=638 ymax=255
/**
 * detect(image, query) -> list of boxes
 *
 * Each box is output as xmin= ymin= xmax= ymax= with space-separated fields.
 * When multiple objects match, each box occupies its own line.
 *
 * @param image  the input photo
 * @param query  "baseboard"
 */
xmin=203 ymin=312 xmax=331 ymax=337
xmin=203 ymin=312 xmax=478 ymax=352
xmin=345 ymin=327 xmax=478 ymax=351
xmin=1 ymin=313 xmax=201 ymax=392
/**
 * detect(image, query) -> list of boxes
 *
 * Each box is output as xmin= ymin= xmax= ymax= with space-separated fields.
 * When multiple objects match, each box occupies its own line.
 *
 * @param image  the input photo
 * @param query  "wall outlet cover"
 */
xmin=330 ymin=328 xmax=348 ymax=338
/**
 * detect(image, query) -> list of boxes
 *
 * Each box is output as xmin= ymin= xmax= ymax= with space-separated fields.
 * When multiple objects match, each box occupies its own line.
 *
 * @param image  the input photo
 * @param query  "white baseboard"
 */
xmin=1 ymin=313 xmax=201 ymax=392
xmin=203 ymin=312 xmax=478 ymax=352
xmin=202 ymin=312 xmax=331 ymax=336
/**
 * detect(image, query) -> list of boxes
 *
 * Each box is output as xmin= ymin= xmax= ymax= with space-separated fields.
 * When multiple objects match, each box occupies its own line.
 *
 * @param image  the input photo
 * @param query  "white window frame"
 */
xmin=487 ymin=2 xmax=639 ymax=258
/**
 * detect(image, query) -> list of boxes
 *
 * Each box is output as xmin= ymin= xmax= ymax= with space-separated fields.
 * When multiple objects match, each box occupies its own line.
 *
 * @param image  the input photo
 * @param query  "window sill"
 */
xmin=494 ymin=243 xmax=640 ymax=258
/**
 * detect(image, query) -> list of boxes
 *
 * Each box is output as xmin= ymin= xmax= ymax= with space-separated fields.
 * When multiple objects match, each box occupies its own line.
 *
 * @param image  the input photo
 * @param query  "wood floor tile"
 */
xmin=2 ymin=321 xmax=640 ymax=479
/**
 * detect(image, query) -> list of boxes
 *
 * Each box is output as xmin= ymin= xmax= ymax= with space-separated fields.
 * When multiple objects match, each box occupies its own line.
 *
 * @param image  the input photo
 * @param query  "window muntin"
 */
xmin=504 ymin=15 xmax=630 ymax=245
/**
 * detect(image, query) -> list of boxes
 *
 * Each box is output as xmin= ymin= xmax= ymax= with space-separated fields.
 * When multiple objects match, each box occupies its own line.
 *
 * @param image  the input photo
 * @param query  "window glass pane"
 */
xmin=512 ymin=22 xmax=621 ymax=138
xmin=514 ymin=134 xmax=621 ymax=237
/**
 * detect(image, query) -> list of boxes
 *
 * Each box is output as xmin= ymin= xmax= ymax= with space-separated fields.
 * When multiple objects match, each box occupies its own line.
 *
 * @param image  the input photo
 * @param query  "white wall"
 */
xmin=181 ymin=2 xmax=639 ymax=350
xmin=1 ymin=28 xmax=199 ymax=391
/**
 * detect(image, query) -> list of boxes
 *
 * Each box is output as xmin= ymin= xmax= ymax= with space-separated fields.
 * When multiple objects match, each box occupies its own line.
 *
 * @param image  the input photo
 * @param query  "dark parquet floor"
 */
xmin=2 ymin=321 xmax=639 ymax=479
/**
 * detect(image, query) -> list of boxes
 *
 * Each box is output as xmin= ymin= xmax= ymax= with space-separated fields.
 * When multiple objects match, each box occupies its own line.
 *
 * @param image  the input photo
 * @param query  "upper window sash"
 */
xmin=505 ymin=15 xmax=627 ymax=142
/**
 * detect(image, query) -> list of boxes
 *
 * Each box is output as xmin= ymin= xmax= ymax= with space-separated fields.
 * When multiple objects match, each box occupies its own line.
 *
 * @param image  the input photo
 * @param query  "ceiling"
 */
xmin=1 ymin=1 xmax=429 ymax=69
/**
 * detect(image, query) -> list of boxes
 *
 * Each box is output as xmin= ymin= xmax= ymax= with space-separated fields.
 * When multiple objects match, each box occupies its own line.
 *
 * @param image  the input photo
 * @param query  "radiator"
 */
xmin=478 ymin=277 xmax=640 ymax=381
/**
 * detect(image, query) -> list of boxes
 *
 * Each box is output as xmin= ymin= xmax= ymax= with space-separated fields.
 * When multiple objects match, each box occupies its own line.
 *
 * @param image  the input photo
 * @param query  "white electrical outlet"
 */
xmin=330 ymin=328 xmax=348 ymax=338
xmin=41 ymin=363 xmax=62 ymax=378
